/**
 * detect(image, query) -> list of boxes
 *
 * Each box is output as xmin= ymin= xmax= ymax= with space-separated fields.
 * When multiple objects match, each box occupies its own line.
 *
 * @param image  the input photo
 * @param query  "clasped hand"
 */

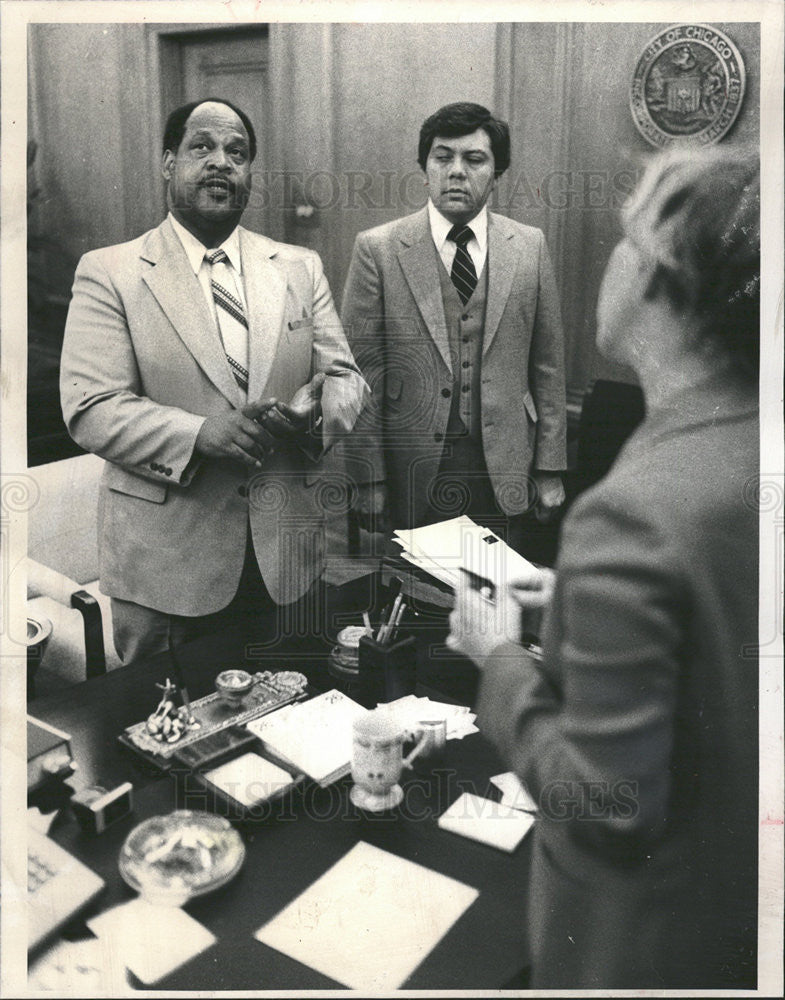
xmin=195 ymin=373 xmax=325 ymax=468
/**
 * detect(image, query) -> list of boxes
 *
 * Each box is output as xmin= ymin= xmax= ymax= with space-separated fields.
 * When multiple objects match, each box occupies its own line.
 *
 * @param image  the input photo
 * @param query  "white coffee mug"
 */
xmin=349 ymin=710 xmax=427 ymax=812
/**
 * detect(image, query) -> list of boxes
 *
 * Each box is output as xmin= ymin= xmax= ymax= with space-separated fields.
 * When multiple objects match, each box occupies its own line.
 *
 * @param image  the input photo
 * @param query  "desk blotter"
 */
xmin=118 ymin=671 xmax=308 ymax=769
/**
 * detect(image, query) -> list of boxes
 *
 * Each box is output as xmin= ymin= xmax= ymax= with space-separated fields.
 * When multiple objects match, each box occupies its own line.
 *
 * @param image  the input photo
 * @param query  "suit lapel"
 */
xmin=141 ymin=220 xmax=243 ymax=407
xmin=483 ymin=214 xmax=519 ymax=356
xmin=240 ymin=229 xmax=287 ymax=400
xmin=397 ymin=210 xmax=452 ymax=374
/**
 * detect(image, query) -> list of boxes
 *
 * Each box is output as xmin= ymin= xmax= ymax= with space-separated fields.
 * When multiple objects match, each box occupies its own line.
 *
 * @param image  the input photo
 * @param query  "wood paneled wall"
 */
xmin=28 ymin=20 xmax=760 ymax=407
xmin=493 ymin=21 xmax=760 ymax=386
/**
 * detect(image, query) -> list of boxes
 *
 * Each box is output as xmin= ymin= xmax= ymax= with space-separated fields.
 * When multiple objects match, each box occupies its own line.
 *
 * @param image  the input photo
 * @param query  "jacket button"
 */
xmin=165 ymin=468 xmax=172 ymax=477
xmin=462 ymin=361 xmax=470 ymax=369
xmin=150 ymin=462 xmax=159 ymax=471
xmin=461 ymin=313 xmax=469 ymax=321
xmin=238 ymin=485 xmax=248 ymax=498
xmin=441 ymin=388 xmax=451 ymax=398
xmin=434 ymin=432 xmax=443 ymax=442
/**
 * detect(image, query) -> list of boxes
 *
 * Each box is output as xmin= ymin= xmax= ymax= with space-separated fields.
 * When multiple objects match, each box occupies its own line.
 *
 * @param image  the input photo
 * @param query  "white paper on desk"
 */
xmin=254 ymin=841 xmax=478 ymax=991
xmin=203 ymin=752 xmax=294 ymax=807
xmin=377 ymin=695 xmax=477 ymax=740
xmin=28 ymin=934 xmax=131 ymax=996
xmin=246 ymin=689 xmax=366 ymax=786
xmin=490 ymin=772 xmax=539 ymax=813
xmin=86 ymin=899 xmax=216 ymax=984
xmin=438 ymin=792 xmax=536 ymax=852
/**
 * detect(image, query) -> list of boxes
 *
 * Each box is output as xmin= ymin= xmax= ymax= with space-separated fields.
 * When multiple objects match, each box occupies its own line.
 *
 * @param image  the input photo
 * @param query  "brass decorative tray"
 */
xmin=118 ymin=671 xmax=308 ymax=768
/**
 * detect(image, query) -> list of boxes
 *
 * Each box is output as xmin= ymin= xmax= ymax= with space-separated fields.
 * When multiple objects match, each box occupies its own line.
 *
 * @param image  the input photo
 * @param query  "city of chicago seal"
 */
xmin=630 ymin=24 xmax=746 ymax=147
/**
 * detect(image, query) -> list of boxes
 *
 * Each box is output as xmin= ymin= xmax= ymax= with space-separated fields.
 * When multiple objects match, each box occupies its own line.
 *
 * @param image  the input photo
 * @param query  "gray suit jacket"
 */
xmin=60 ymin=218 xmax=366 ymax=613
xmin=477 ymin=374 xmax=759 ymax=988
xmin=340 ymin=207 xmax=567 ymax=526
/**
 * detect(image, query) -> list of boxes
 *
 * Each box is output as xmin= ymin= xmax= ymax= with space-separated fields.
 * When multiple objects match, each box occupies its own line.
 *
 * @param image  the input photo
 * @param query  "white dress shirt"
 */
xmin=168 ymin=212 xmax=247 ymax=321
xmin=427 ymin=199 xmax=488 ymax=279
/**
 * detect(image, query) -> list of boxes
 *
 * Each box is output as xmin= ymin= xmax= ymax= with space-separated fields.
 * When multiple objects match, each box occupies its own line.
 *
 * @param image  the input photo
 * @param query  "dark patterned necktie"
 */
xmin=447 ymin=224 xmax=478 ymax=305
xmin=205 ymin=249 xmax=249 ymax=394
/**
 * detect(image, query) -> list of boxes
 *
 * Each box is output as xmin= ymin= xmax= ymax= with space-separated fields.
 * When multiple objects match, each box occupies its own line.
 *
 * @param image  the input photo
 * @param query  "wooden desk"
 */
xmin=30 ymin=576 xmax=532 ymax=990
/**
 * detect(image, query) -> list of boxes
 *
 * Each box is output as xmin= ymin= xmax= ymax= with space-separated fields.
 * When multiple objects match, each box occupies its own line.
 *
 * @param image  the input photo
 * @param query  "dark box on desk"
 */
xmin=358 ymin=634 xmax=416 ymax=706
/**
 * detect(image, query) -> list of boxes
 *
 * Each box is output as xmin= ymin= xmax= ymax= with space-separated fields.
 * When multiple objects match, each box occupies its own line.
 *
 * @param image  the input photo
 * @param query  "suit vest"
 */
xmin=421 ymin=246 xmax=498 ymax=525
xmin=435 ymin=246 xmax=488 ymax=443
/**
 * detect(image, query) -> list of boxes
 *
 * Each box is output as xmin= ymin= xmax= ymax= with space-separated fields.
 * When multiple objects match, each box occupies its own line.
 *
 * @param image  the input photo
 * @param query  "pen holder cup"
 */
xmin=358 ymin=634 xmax=416 ymax=706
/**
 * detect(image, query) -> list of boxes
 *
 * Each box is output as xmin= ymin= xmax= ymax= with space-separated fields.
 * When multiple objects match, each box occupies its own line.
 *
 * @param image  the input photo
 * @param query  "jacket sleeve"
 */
xmin=339 ymin=231 xmax=388 ymax=487
xmin=529 ymin=231 xmax=567 ymax=471
xmin=304 ymin=248 xmax=369 ymax=457
xmin=476 ymin=489 xmax=683 ymax=852
xmin=59 ymin=251 xmax=205 ymax=487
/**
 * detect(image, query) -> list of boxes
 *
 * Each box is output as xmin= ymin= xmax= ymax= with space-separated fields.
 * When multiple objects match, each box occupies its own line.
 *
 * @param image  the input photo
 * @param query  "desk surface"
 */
xmin=29 ymin=575 xmax=532 ymax=991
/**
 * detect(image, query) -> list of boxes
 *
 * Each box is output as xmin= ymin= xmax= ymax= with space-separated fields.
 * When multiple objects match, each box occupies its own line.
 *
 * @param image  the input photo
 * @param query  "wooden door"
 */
xmin=160 ymin=27 xmax=279 ymax=240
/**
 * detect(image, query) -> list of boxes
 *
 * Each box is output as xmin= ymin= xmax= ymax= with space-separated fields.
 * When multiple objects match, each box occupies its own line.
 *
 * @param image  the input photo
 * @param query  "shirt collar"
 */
xmin=427 ymin=199 xmax=488 ymax=254
xmin=167 ymin=212 xmax=243 ymax=275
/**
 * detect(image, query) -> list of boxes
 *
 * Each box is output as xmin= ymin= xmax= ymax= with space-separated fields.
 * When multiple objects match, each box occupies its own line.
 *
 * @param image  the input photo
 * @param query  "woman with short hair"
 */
xmin=448 ymin=146 xmax=760 ymax=989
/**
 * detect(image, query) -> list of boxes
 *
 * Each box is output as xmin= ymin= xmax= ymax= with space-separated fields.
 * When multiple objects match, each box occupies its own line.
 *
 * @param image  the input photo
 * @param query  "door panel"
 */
xmin=175 ymin=29 xmax=275 ymax=239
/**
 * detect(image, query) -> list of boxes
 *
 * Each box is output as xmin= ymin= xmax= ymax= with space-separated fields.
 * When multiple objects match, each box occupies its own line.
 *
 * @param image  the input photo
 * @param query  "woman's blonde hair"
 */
xmin=623 ymin=145 xmax=760 ymax=377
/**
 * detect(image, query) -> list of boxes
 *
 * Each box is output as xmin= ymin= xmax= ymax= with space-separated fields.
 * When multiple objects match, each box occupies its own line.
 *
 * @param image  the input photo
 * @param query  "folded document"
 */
xmin=393 ymin=515 xmax=540 ymax=591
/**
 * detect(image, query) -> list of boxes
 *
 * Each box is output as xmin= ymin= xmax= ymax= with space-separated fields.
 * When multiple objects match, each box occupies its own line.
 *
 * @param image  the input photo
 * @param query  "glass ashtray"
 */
xmin=119 ymin=810 xmax=245 ymax=906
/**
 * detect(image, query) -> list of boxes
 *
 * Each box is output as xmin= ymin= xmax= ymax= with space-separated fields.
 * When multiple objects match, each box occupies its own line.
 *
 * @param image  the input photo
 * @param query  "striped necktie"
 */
xmin=447 ymin=224 xmax=478 ymax=306
xmin=205 ymin=248 xmax=249 ymax=395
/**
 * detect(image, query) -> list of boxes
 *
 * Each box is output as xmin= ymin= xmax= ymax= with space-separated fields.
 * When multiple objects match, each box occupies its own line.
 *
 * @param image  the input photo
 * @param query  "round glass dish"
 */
xmin=119 ymin=810 xmax=245 ymax=906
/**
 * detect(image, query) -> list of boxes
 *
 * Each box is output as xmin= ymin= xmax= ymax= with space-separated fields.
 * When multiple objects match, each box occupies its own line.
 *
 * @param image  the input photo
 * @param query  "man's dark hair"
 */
xmin=417 ymin=103 xmax=510 ymax=177
xmin=162 ymin=98 xmax=257 ymax=162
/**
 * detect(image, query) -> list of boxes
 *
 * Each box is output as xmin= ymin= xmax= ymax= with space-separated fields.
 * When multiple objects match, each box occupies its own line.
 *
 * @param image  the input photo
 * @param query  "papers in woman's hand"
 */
xmin=393 ymin=515 xmax=540 ymax=592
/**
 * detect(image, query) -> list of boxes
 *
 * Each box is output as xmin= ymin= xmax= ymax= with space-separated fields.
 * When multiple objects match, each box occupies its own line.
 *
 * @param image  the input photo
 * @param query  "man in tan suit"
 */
xmin=341 ymin=103 xmax=567 ymax=559
xmin=61 ymin=98 xmax=367 ymax=664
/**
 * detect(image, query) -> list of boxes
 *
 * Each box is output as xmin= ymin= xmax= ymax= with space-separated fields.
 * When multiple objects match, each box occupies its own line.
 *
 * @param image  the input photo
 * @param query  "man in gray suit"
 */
xmin=341 ymin=103 xmax=567 ymax=559
xmin=61 ymin=98 xmax=367 ymax=664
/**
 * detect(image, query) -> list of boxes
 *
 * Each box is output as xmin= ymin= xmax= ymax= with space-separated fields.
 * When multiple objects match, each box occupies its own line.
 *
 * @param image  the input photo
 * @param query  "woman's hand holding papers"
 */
xmin=509 ymin=567 xmax=555 ymax=611
xmin=446 ymin=568 xmax=556 ymax=668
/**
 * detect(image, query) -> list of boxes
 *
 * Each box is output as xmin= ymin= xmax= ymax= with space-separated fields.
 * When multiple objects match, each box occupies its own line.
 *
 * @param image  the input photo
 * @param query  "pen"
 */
xmin=379 ymin=592 xmax=403 ymax=645
xmin=390 ymin=601 xmax=407 ymax=643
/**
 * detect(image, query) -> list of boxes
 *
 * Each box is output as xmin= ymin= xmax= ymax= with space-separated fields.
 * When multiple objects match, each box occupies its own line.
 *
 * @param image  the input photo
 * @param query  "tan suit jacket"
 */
xmin=340 ymin=207 xmax=567 ymax=527
xmin=60 ymin=218 xmax=366 ymax=613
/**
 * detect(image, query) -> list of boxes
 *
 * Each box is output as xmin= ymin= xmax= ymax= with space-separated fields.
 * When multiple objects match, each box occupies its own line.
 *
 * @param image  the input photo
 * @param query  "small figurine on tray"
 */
xmin=145 ymin=679 xmax=199 ymax=744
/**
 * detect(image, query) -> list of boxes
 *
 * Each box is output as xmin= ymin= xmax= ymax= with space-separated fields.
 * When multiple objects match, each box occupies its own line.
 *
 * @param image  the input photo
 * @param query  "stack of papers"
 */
xmin=246 ymin=689 xmax=366 ymax=787
xmin=376 ymin=694 xmax=478 ymax=741
xmin=393 ymin=515 xmax=540 ymax=591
